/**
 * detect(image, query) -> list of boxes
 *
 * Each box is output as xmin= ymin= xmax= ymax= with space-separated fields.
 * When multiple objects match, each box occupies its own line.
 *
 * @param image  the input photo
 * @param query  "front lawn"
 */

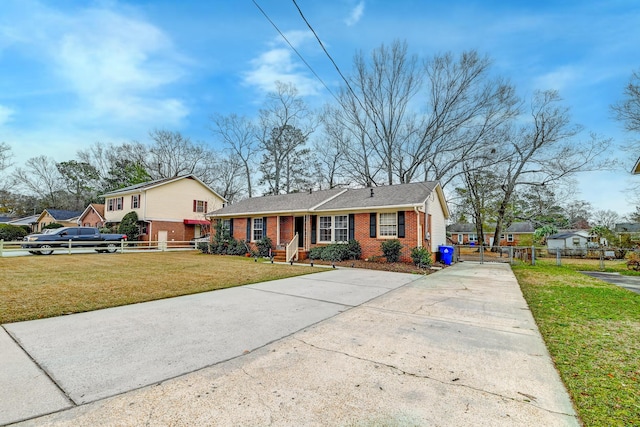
xmin=512 ymin=260 xmax=640 ymax=427
xmin=0 ymin=252 xmax=317 ymax=324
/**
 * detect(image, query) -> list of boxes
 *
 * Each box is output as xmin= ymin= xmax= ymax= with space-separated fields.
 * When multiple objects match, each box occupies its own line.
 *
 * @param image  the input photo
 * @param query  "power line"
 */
xmin=290 ymin=0 xmax=368 ymax=114
xmin=251 ymin=0 xmax=339 ymax=103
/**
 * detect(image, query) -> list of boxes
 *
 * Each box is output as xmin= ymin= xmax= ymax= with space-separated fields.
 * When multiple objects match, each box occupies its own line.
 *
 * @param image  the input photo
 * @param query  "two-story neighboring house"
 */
xmin=102 ymin=175 xmax=226 ymax=244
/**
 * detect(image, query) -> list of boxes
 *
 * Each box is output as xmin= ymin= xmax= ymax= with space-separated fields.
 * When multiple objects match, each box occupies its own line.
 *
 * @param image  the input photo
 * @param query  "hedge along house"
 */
xmin=102 ymin=175 xmax=226 ymax=244
xmin=207 ymin=181 xmax=449 ymax=263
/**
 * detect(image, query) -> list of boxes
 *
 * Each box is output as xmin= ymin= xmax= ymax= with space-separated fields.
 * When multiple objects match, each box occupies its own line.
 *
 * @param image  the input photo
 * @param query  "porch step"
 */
xmin=271 ymin=249 xmax=309 ymax=262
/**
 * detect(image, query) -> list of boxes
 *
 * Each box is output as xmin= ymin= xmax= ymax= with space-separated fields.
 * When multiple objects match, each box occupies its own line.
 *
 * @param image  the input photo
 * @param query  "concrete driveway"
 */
xmin=2 ymin=264 xmax=579 ymax=426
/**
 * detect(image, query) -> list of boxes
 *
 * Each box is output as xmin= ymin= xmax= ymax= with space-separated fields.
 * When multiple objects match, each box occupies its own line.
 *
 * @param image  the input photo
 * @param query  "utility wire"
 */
xmin=251 ymin=0 xmax=340 ymax=104
xmin=290 ymin=0 xmax=369 ymax=114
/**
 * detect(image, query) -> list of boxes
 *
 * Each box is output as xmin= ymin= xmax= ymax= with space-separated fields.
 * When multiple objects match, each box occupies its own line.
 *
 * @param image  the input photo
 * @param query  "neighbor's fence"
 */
xmin=454 ymin=244 xmax=635 ymax=267
xmin=0 ymin=239 xmax=200 ymax=257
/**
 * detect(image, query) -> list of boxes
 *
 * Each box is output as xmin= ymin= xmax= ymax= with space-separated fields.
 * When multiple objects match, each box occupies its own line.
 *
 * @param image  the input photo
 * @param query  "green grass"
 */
xmin=512 ymin=259 xmax=640 ymax=427
xmin=0 ymin=251 xmax=318 ymax=324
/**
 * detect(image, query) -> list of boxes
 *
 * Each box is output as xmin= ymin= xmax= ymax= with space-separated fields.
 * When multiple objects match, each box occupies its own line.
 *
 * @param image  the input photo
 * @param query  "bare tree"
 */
xmin=209 ymin=114 xmax=257 ymax=197
xmin=0 ymin=142 xmax=11 ymax=173
xmin=323 ymin=100 xmax=380 ymax=187
xmin=332 ymin=42 xmax=518 ymax=188
xmin=210 ymin=152 xmax=244 ymax=203
xmin=419 ymin=52 xmax=519 ymax=187
xmin=489 ymin=91 xmax=610 ymax=250
xmin=0 ymin=142 xmax=13 ymax=193
xmin=562 ymin=199 xmax=593 ymax=229
xmin=257 ymin=82 xmax=316 ymax=194
xmin=612 ymin=69 xmax=640 ymax=134
xmin=592 ymin=209 xmax=620 ymax=230
xmin=12 ymin=156 xmax=65 ymax=208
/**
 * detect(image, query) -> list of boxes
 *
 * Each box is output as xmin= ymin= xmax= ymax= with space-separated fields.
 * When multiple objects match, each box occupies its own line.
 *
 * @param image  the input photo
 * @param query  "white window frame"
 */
xmin=378 ymin=212 xmax=397 ymax=238
xmin=318 ymin=215 xmax=349 ymax=243
xmin=107 ymin=197 xmax=123 ymax=211
xmin=319 ymin=216 xmax=332 ymax=243
xmin=131 ymin=194 xmax=140 ymax=209
xmin=252 ymin=218 xmax=263 ymax=241
xmin=195 ymin=200 xmax=206 ymax=213
xmin=507 ymin=234 xmax=514 ymax=243
xmin=468 ymin=233 xmax=478 ymax=242
xmin=457 ymin=233 xmax=463 ymax=243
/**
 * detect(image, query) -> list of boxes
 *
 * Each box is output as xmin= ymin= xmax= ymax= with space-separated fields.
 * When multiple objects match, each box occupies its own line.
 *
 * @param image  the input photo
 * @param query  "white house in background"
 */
xmin=547 ymin=230 xmax=590 ymax=255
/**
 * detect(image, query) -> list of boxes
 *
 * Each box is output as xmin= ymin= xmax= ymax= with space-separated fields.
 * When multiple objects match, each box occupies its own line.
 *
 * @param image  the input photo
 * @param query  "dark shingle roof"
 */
xmin=317 ymin=182 xmax=437 ymax=211
xmin=446 ymin=222 xmax=477 ymax=233
xmin=505 ymin=222 xmax=535 ymax=233
xmin=45 ymin=209 xmax=83 ymax=220
xmin=615 ymin=222 xmax=640 ymax=233
xmin=209 ymin=182 xmax=440 ymax=217
xmin=209 ymin=188 xmax=346 ymax=216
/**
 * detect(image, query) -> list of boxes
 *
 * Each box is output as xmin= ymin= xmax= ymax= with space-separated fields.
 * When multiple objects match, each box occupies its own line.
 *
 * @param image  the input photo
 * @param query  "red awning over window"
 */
xmin=183 ymin=219 xmax=210 ymax=225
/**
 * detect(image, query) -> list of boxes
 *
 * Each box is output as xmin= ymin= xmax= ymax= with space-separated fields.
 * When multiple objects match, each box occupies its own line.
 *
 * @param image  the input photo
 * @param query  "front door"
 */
xmin=294 ymin=216 xmax=304 ymax=248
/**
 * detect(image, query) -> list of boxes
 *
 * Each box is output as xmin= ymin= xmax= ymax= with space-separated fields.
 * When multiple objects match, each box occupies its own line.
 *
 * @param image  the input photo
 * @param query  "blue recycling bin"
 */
xmin=439 ymin=245 xmax=454 ymax=265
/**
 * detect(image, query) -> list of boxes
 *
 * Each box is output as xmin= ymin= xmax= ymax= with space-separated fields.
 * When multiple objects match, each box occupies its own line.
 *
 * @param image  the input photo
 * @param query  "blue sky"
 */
xmin=1 ymin=0 xmax=639 ymax=215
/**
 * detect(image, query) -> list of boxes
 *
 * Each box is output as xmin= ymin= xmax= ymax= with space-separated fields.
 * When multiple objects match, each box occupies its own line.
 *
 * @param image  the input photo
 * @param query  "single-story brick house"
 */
xmin=207 ymin=181 xmax=449 ymax=263
xmin=447 ymin=221 xmax=535 ymax=246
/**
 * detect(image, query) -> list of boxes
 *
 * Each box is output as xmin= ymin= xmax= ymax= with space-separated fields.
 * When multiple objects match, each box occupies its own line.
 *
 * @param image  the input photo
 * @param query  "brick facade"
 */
xmin=81 ymin=210 xmax=105 ymax=228
xmin=148 ymin=221 xmax=197 ymax=244
xmin=212 ymin=210 xmax=434 ymax=263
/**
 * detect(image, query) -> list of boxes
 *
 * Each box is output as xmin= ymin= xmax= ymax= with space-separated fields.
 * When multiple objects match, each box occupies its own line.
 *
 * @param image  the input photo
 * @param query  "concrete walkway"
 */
xmin=2 ymin=263 xmax=579 ymax=426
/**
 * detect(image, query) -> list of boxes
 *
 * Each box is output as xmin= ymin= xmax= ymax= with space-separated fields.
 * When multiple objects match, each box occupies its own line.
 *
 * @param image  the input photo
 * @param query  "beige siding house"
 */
xmin=102 ymin=175 xmax=226 ymax=243
xmin=35 ymin=209 xmax=83 ymax=232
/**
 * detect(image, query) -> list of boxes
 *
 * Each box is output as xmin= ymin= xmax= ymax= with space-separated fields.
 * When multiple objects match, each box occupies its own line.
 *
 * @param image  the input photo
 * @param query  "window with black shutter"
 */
xmin=370 ymin=213 xmax=377 ymax=238
xmin=310 ymin=215 xmax=317 ymax=244
xmin=398 ymin=211 xmax=405 ymax=238
xmin=348 ymin=214 xmax=355 ymax=240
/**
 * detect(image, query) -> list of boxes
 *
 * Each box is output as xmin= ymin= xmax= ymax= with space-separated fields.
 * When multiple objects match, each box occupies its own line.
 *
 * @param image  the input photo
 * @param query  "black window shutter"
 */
xmin=229 ymin=218 xmax=234 ymax=237
xmin=398 ymin=211 xmax=405 ymax=238
xmin=370 ymin=213 xmax=377 ymax=238
xmin=263 ymin=217 xmax=268 ymax=238
xmin=310 ymin=215 xmax=317 ymax=244
xmin=246 ymin=217 xmax=251 ymax=240
xmin=348 ymin=214 xmax=355 ymax=241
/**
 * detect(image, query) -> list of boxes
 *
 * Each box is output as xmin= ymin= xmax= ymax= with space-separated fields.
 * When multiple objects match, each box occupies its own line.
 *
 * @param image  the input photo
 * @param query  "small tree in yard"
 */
xmin=381 ymin=239 xmax=403 ymax=263
xmin=0 ymin=224 xmax=27 ymax=241
xmin=533 ymin=225 xmax=557 ymax=245
xmin=410 ymin=246 xmax=432 ymax=267
xmin=118 ymin=211 xmax=139 ymax=241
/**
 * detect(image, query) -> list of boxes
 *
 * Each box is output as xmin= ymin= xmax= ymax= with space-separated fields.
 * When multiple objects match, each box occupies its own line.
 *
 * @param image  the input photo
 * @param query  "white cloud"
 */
xmin=0 ymin=105 xmax=14 ymax=126
xmin=0 ymin=1 xmax=188 ymax=126
xmin=533 ymin=65 xmax=582 ymax=92
xmin=243 ymin=31 xmax=322 ymax=96
xmin=345 ymin=1 xmax=365 ymax=26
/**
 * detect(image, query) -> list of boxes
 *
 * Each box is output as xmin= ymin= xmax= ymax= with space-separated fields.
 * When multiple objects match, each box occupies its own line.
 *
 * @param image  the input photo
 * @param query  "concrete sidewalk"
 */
xmin=3 ymin=263 xmax=579 ymax=426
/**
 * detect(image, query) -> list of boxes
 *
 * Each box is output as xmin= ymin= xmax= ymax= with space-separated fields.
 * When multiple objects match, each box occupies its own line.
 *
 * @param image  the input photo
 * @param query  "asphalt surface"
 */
xmin=2 ymin=263 xmax=579 ymax=426
xmin=580 ymin=270 xmax=640 ymax=294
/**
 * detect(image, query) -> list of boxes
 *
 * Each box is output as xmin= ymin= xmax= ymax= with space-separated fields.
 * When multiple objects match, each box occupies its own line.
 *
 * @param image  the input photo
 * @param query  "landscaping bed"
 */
xmin=298 ymin=258 xmax=445 ymax=274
